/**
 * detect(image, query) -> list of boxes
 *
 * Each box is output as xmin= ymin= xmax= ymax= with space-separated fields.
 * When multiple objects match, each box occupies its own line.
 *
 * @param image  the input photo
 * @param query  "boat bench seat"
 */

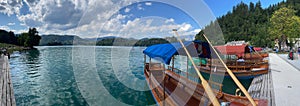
xmin=251 ymin=68 xmax=268 ymax=72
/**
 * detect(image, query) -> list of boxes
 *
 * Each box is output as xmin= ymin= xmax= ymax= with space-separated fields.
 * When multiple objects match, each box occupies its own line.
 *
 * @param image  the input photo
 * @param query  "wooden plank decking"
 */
xmin=0 ymin=55 xmax=16 ymax=106
xmin=247 ymin=71 xmax=275 ymax=106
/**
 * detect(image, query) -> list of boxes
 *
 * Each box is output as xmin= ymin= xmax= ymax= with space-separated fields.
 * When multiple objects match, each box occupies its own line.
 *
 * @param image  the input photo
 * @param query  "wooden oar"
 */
xmin=202 ymin=33 xmax=257 ymax=106
xmin=173 ymin=29 xmax=220 ymax=106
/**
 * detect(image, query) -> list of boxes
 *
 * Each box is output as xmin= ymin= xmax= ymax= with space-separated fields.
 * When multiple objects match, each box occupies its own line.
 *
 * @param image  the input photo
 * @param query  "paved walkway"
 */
xmin=278 ymin=54 xmax=300 ymax=70
xmin=269 ymin=53 xmax=300 ymax=106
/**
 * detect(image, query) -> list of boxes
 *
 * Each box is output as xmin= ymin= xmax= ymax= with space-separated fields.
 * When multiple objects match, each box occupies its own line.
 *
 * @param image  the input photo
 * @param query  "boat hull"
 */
xmin=199 ymin=69 xmax=269 ymax=79
xmin=144 ymin=63 xmax=268 ymax=106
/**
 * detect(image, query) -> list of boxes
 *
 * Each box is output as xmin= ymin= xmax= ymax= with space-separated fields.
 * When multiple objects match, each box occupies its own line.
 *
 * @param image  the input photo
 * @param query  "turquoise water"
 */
xmin=9 ymin=46 xmax=156 ymax=106
xmin=9 ymin=46 xmax=252 ymax=106
xmin=171 ymin=56 xmax=253 ymax=95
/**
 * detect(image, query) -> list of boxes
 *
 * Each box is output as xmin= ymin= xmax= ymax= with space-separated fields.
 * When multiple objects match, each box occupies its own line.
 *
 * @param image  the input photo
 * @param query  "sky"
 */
xmin=0 ymin=0 xmax=284 ymax=39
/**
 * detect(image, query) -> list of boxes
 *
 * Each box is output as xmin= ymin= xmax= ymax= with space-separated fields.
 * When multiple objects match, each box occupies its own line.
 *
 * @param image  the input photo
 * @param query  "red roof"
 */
xmin=254 ymin=47 xmax=263 ymax=51
xmin=214 ymin=45 xmax=247 ymax=56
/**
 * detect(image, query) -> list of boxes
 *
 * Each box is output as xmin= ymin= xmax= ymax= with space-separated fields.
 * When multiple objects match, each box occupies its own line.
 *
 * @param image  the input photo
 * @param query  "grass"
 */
xmin=0 ymin=43 xmax=25 ymax=53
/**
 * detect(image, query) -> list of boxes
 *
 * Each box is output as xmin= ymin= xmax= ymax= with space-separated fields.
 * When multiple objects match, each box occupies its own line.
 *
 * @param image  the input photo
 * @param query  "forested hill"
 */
xmin=0 ymin=28 xmax=41 ymax=48
xmin=39 ymin=34 xmax=179 ymax=47
xmin=203 ymin=0 xmax=300 ymax=47
xmin=39 ymin=35 xmax=91 ymax=45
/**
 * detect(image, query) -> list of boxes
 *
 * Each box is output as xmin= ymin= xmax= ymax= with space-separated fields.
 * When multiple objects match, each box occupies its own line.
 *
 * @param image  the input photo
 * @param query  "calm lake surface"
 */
xmin=9 ymin=46 xmax=156 ymax=106
xmin=9 ymin=46 xmax=252 ymax=106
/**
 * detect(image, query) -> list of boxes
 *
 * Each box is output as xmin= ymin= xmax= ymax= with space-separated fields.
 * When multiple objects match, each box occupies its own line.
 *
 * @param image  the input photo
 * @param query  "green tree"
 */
xmin=269 ymin=7 xmax=300 ymax=50
xmin=17 ymin=28 xmax=41 ymax=48
xmin=18 ymin=33 xmax=28 ymax=46
xmin=8 ymin=31 xmax=17 ymax=44
xmin=195 ymin=30 xmax=206 ymax=41
xmin=251 ymin=24 xmax=272 ymax=47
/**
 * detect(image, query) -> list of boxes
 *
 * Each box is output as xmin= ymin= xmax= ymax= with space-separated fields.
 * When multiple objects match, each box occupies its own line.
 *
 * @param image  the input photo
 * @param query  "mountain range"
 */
xmin=39 ymin=34 xmax=179 ymax=46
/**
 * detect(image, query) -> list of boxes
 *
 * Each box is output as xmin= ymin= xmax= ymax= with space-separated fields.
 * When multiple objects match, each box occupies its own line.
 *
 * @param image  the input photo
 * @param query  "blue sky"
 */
xmin=204 ymin=0 xmax=284 ymax=17
xmin=0 ymin=0 xmax=284 ymax=38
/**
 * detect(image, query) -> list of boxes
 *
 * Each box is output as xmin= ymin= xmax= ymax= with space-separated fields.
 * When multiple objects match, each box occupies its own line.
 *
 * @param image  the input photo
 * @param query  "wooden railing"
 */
xmin=167 ymin=66 xmax=223 ymax=92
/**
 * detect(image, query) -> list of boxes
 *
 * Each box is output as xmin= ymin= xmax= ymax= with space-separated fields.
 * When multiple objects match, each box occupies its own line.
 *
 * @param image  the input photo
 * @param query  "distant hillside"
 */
xmin=1 ymin=28 xmax=41 ymax=49
xmin=40 ymin=35 xmax=179 ymax=46
xmin=39 ymin=35 xmax=92 ymax=45
xmin=84 ymin=36 xmax=118 ymax=41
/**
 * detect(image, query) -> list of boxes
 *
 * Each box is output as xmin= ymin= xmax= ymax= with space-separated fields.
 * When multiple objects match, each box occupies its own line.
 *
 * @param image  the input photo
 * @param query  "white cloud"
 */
xmin=165 ymin=18 xmax=174 ymax=23
xmin=7 ymin=22 xmax=15 ymax=26
xmin=0 ymin=25 xmax=10 ymax=30
xmin=13 ymin=0 xmax=138 ymax=36
xmin=0 ymin=0 xmax=201 ymax=39
xmin=145 ymin=2 xmax=152 ymax=6
xmin=137 ymin=3 xmax=143 ymax=10
xmin=0 ymin=0 xmax=23 ymax=16
xmin=124 ymin=8 xmax=130 ymax=13
xmin=179 ymin=24 xmax=192 ymax=31
xmin=20 ymin=23 xmax=26 ymax=26
xmin=0 ymin=25 xmax=27 ymax=34
xmin=96 ymin=16 xmax=198 ymax=39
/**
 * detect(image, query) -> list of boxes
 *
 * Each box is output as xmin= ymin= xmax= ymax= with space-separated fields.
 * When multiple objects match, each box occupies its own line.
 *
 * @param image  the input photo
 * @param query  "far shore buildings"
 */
xmin=225 ymin=41 xmax=247 ymax=46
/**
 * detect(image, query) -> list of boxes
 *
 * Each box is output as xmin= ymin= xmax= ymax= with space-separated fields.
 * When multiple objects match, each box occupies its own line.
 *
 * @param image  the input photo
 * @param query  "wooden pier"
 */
xmin=248 ymin=53 xmax=300 ymax=106
xmin=0 ymin=55 xmax=16 ymax=106
xmin=247 ymin=71 xmax=275 ymax=106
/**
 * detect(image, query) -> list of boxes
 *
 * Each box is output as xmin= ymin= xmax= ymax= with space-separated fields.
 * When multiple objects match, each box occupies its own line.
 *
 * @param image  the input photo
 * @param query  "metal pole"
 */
xmin=173 ymin=29 xmax=220 ymax=106
xmin=144 ymin=54 xmax=146 ymax=66
xmin=172 ymin=56 xmax=175 ymax=72
xmin=149 ymin=58 xmax=152 ymax=70
xmin=210 ymin=58 xmax=212 ymax=71
xmin=163 ymin=63 xmax=166 ymax=106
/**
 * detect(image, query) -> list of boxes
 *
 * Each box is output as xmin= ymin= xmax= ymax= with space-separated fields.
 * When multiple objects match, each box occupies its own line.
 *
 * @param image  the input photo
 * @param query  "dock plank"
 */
xmin=8 ymin=65 xmax=16 ymax=106
xmin=248 ymin=70 xmax=273 ymax=106
xmin=0 ymin=56 xmax=16 ymax=106
xmin=248 ymin=53 xmax=300 ymax=106
xmin=0 ymin=59 xmax=4 ymax=106
xmin=3 ymin=63 xmax=7 ymax=106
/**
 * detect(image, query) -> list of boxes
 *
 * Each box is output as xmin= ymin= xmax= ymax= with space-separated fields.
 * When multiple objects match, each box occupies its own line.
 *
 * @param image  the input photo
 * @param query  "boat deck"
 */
xmin=0 ymin=55 xmax=16 ymax=106
xmin=145 ymin=63 xmax=267 ymax=106
xmin=145 ymin=63 xmax=210 ymax=106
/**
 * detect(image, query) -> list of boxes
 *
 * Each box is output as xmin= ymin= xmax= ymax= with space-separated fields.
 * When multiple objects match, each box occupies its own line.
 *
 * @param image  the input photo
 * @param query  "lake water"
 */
xmin=9 ymin=46 xmax=156 ymax=106
xmin=9 ymin=46 xmax=252 ymax=106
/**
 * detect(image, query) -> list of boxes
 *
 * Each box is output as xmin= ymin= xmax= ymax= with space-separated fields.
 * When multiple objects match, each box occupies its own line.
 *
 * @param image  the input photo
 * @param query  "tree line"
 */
xmin=197 ymin=0 xmax=300 ymax=50
xmin=96 ymin=37 xmax=175 ymax=46
xmin=0 ymin=28 xmax=41 ymax=48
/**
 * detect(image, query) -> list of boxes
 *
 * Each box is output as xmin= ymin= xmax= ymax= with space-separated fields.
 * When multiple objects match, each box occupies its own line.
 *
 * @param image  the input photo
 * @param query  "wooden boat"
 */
xmin=143 ymin=41 xmax=268 ymax=106
xmin=197 ymin=59 xmax=269 ymax=79
xmin=200 ymin=44 xmax=270 ymax=79
xmin=214 ymin=44 xmax=268 ymax=60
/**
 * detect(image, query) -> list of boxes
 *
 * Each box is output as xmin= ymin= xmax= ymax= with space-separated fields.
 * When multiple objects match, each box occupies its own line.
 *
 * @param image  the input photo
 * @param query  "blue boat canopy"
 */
xmin=143 ymin=41 xmax=211 ymax=65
